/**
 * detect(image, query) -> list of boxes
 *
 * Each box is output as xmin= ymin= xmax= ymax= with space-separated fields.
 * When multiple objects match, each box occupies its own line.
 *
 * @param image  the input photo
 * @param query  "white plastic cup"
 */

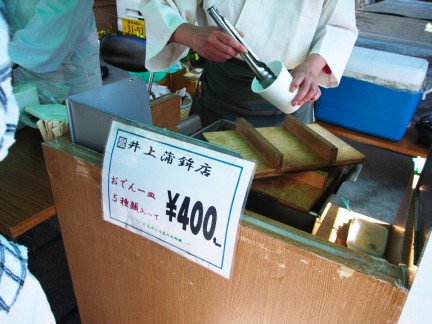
xmin=251 ymin=60 xmax=300 ymax=114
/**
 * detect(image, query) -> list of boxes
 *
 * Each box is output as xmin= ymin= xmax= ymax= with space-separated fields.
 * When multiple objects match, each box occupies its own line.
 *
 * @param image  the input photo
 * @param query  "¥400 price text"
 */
xmin=166 ymin=191 xmax=221 ymax=247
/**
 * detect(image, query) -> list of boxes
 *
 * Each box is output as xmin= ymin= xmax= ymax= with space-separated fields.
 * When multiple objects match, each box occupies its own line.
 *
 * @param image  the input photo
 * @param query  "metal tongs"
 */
xmin=207 ymin=5 xmax=277 ymax=87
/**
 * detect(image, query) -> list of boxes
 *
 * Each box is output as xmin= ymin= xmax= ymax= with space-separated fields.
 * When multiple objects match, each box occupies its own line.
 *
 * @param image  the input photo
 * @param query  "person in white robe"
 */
xmin=141 ymin=1 xmax=358 ymax=126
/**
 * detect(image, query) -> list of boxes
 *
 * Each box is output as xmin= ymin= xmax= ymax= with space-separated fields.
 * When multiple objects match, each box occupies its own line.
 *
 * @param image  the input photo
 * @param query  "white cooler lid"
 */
xmin=343 ymin=46 xmax=429 ymax=92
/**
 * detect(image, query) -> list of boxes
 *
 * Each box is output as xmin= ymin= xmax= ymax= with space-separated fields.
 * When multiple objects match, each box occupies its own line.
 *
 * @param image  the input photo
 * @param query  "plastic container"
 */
xmin=13 ymin=82 xmax=40 ymax=129
xmin=129 ymin=64 xmax=181 ymax=84
xmin=346 ymin=219 xmax=389 ymax=258
xmin=129 ymin=71 xmax=166 ymax=83
xmin=251 ymin=60 xmax=300 ymax=114
xmin=316 ymin=46 xmax=429 ymax=141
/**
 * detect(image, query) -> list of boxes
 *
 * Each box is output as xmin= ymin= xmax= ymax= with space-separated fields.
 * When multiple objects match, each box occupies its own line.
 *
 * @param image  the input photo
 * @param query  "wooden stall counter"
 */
xmin=43 ymin=134 xmax=409 ymax=324
xmin=317 ymin=121 xmax=429 ymax=158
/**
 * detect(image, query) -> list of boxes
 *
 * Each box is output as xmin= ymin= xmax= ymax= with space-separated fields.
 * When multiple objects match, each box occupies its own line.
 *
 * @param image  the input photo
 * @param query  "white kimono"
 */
xmin=140 ymin=0 xmax=358 ymax=88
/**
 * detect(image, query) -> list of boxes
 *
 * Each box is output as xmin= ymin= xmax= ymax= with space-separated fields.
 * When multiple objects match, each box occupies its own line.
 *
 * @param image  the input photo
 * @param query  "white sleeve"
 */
xmin=140 ymin=0 xmax=202 ymax=71
xmin=310 ymin=0 xmax=358 ymax=87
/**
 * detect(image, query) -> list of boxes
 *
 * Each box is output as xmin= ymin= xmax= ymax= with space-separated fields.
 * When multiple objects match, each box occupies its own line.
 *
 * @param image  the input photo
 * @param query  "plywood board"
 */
xmin=287 ymin=170 xmax=328 ymax=189
xmin=203 ymin=123 xmax=365 ymax=177
xmin=251 ymin=170 xmax=331 ymax=212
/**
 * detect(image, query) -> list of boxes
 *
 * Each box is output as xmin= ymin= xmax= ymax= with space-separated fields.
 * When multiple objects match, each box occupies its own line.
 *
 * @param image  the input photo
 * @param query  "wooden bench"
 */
xmin=0 ymin=127 xmax=56 ymax=239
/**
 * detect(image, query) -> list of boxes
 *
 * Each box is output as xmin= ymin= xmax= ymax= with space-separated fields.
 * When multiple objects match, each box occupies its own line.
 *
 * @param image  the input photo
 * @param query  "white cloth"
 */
xmin=140 ymin=0 xmax=358 ymax=88
xmin=0 ymin=235 xmax=27 ymax=314
xmin=5 ymin=0 xmax=102 ymax=102
xmin=0 ymin=271 xmax=56 ymax=324
xmin=0 ymin=235 xmax=55 ymax=324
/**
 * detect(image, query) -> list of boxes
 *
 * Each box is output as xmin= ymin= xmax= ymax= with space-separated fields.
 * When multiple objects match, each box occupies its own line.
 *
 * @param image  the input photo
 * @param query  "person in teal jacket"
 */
xmin=5 ymin=0 xmax=102 ymax=103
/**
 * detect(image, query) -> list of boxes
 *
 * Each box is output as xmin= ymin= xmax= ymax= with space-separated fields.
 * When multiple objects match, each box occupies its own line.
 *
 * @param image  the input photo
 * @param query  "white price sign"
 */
xmin=101 ymin=121 xmax=255 ymax=279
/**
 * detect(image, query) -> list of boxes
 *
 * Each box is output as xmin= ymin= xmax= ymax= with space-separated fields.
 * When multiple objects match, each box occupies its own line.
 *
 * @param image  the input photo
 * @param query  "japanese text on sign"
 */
xmin=102 ymin=122 xmax=255 ymax=279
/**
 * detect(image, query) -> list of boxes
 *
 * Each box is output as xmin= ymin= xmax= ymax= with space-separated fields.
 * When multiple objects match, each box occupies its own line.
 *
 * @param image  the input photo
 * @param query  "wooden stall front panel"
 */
xmin=43 ymin=138 xmax=407 ymax=324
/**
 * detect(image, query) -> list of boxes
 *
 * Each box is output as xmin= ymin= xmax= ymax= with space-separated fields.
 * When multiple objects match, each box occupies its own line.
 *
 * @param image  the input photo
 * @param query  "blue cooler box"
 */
xmin=316 ymin=47 xmax=428 ymax=141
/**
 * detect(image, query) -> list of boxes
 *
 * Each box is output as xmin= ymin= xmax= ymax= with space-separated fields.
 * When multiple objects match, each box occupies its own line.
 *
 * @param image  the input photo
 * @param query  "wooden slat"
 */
xmin=235 ymin=118 xmax=283 ymax=169
xmin=283 ymin=115 xmax=338 ymax=163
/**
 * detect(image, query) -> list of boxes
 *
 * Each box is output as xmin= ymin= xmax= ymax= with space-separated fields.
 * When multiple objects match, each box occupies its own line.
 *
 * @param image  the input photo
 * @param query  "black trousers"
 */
xmin=190 ymin=59 xmax=314 ymax=127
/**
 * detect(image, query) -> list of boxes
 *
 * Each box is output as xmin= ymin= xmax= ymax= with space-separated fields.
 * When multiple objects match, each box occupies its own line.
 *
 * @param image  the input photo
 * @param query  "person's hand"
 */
xmin=171 ymin=23 xmax=247 ymax=62
xmin=289 ymin=54 xmax=328 ymax=106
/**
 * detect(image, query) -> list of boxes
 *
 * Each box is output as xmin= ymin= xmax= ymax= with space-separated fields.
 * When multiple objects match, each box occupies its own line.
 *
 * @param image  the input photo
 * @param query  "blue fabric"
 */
xmin=0 ymin=235 xmax=28 ymax=314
